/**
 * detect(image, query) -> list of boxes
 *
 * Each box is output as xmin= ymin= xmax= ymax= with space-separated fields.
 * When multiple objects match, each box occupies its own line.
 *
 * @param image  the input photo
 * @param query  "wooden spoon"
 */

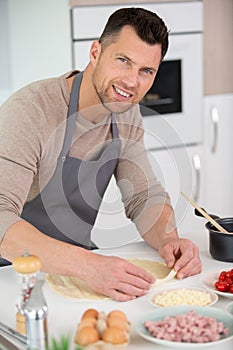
xmin=181 ymin=192 xmax=229 ymax=234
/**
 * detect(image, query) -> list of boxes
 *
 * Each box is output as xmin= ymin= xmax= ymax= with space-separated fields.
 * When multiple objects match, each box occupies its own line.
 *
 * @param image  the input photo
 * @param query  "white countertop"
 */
xmin=0 ymin=230 xmax=233 ymax=349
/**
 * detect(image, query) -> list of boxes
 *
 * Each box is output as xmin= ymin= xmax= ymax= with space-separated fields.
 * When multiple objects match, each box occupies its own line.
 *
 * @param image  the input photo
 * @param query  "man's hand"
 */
xmin=81 ymin=254 xmax=155 ymax=301
xmin=158 ymin=237 xmax=202 ymax=279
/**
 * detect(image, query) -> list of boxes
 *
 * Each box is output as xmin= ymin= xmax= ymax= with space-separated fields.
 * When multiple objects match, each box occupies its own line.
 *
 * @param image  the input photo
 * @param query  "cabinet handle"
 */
xmin=192 ymin=154 xmax=201 ymax=202
xmin=211 ymin=106 xmax=219 ymax=153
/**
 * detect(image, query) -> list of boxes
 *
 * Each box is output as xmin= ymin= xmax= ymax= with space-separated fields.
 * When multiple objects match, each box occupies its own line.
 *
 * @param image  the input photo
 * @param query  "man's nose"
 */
xmin=124 ymin=68 xmax=139 ymax=88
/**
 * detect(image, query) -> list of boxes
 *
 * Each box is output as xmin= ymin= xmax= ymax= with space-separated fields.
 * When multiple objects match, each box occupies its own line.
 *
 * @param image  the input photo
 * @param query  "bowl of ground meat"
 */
xmin=136 ymin=305 xmax=233 ymax=348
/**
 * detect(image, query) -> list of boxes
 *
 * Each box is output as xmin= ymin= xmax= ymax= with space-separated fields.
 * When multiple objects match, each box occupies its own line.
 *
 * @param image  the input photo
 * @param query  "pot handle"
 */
xmin=194 ymin=208 xmax=220 ymax=220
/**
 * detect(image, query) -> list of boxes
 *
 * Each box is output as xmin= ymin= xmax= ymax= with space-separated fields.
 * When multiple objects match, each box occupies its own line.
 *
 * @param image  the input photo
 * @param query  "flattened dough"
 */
xmin=46 ymin=258 xmax=176 ymax=300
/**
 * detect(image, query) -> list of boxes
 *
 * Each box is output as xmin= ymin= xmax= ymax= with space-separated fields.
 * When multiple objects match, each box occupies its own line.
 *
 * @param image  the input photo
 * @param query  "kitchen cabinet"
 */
xmin=92 ymin=144 xmax=205 ymax=248
xmin=148 ymin=145 xmax=205 ymax=235
xmin=203 ymin=94 xmax=233 ymax=218
xmin=70 ymin=0 xmax=197 ymax=6
xmin=202 ymin=0 xmax=233 ymax=218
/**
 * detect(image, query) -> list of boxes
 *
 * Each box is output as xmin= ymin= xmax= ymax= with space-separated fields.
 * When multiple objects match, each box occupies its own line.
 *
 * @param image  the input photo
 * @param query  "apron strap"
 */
xmin=61 ymin=72 xmax=119 ymax=157
xmin=61 ymin=72 xmax=83 ymax=157
xmin=111 ymin=114 xmax=119 ymax=139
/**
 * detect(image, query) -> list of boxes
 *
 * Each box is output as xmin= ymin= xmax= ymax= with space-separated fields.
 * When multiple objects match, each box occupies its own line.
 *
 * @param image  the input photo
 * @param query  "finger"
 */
xmin=176 ymin=259 xmax=202 ymax=279
xmin=107 ymin=288 xmax=136 ymax=302
xmin=115 ymin=281 xmax=150 ymax=297
xmin=174 ymin=249 xmax=202 ymax=278
xmin=125 ymin=262 xmax=156 ymax=285
xmin=159 ymin=245 xmax=177 ymax=268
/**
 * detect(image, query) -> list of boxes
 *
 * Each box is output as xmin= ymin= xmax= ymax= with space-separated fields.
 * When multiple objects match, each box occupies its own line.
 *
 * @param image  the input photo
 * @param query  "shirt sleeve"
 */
xmin=0 ymin=96 xmax=45 ymax=240
xmin=115 ymin=106 xmax=171 ymax=234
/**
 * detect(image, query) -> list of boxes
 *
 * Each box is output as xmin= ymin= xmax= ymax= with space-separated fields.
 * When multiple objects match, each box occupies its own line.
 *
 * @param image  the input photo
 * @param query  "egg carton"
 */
xmin=74 ymin=309 xmax=130 ymax=349
xmin=77 ymin=340 xmax=128 ymax=349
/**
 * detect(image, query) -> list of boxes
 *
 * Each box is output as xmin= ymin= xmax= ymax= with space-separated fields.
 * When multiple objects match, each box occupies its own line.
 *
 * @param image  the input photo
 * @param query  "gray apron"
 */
xmin=20 ymin=72 xmax=120 ymax=250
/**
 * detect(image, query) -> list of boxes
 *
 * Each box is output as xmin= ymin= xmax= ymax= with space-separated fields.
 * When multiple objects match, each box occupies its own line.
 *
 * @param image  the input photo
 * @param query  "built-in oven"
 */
xmin=141 ymin=59 xmax=182 ymax=116
xmin=71 ymin=1 xmax=203 ymax=150
xmin=142 ymin=28 xmax=203 ymax=150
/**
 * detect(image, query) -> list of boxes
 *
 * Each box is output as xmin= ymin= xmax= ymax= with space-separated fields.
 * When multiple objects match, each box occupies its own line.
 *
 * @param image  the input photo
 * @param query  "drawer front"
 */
xmin=72 ymin=2 xmax=203 ymax=40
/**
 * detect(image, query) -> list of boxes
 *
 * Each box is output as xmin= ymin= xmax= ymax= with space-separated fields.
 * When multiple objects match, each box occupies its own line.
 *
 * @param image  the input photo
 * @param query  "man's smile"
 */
xmin=113 ymin=85 xmax=133 ymax=99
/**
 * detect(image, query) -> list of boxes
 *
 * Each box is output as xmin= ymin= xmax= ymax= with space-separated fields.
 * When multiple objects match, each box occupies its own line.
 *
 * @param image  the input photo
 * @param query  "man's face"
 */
xmin=91 ymin=25 xmax=162 ymax=114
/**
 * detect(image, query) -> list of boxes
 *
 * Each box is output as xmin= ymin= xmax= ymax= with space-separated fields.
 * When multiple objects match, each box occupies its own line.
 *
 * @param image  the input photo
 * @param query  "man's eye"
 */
xmin=118 ymin=57 xmax=128 ymax=63
xmin=143 ymin=68 xmax=153 ymax=75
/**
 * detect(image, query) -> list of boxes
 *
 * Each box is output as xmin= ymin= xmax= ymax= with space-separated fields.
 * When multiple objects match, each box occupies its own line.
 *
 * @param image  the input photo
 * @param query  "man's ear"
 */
xmin=89 ymin=40 xmax=101 ymax=65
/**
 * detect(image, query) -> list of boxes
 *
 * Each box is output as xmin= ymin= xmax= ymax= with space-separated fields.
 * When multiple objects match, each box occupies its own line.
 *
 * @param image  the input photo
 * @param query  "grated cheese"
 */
xmin=153 ymin=288 xmax=212 ymax=307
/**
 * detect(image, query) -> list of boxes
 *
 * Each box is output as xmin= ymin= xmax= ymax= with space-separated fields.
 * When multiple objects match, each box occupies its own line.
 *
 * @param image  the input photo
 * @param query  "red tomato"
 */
xmin=219 ymin=271 xmax=227 ymax=281
xmin=229 ymin=285 xmax=233 ymax=294
xmin=225 ymin=277 xmax=233 ymax=285
xmin=215 ymin=281 xmax=230 ymax=292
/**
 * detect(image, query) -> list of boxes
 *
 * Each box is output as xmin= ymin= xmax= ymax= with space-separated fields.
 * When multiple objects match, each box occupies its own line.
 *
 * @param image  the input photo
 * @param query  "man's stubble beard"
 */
xmin=92 ymin=76 xmax=135 ymax=115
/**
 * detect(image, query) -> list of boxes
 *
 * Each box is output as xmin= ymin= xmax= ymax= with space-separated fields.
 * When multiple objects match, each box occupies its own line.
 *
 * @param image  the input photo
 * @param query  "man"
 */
xmin=0 ymin=8 xmax=201 ymax=301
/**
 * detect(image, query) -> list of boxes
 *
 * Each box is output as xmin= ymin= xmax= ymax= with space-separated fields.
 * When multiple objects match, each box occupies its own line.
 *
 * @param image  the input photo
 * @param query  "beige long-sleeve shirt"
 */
xmin=0 ymin=71 xmax=170 ymax=241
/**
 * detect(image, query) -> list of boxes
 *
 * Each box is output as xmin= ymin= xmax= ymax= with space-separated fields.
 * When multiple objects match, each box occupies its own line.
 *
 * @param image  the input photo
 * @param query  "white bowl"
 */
xmin=226 ymin=301 xmax=233 ymax=315
xmin=150 ymin=287 xmax=218 ymax=308
xmin=136 ymin=305 xmax=233 ymax=349
xmin=202 ymin=270 xmax=233 ymax=299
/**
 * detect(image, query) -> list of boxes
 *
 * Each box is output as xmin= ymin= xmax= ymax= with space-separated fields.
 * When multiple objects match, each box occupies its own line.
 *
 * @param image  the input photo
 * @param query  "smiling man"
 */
xmin=0 ymin=8 xmax=201 ymax=301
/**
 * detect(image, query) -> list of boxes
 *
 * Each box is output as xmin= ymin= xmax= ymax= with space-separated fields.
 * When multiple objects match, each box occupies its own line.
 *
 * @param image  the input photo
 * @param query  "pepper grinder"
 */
xmin=24 ymin=279 xmax=48 ymax=350
xmin=12 ymin=251 xmax=41 ymax=335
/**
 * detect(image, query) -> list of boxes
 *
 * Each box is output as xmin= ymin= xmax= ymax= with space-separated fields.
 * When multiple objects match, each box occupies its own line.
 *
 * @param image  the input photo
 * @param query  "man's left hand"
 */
xmin=158 ymin=238 xmax=202 ymax=279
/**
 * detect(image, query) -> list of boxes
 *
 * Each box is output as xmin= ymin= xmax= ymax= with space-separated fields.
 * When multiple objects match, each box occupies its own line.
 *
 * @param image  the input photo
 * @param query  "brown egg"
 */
xmin=107 ymin=316 xmax=129 ymax=331
xmin=78 ymin=317 xmax=97 ymax=330
xmin=102 ymin=327 xmax=127 ymax=344
xmin=81 ymin=308 xmax=99 ymax=320
xmin=75 ymin=326 xmax=100 ymax=345
xmin=107 ymin=310 xmax=128 ymax=321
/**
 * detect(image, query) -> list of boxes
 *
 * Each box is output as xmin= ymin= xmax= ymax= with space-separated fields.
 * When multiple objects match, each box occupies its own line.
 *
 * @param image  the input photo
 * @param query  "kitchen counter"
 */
xmin=0 ymin=229 xmax=233 ymax=349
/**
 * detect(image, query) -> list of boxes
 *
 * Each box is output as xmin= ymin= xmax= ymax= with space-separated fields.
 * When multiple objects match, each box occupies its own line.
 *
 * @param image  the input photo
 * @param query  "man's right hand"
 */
xmin=81 ymin=253 xmax=155 ymax=301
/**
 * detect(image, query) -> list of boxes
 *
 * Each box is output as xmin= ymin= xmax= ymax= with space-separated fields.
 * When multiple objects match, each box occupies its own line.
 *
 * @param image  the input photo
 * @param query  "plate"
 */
xmin=150 ymin=288 xmax=218 ymax=307
xmin=136 ymin=306 xmax=233 ymax=349
xmin=202 ymin=270 xmax=233 ymax=299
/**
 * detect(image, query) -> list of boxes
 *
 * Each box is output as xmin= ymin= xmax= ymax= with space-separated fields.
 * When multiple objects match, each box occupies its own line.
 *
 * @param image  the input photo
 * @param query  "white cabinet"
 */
xmin=148 ymin=145 xmax=205 ymax=235
xmin=203 ymin=94 xmax=233 ymax=217
xmin=92 ymin=144 xmax=205 ymax=248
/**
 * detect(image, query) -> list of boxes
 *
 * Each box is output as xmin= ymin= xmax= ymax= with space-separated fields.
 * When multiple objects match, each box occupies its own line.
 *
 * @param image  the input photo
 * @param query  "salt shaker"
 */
xmin=12 ymin=251 xmax=41 ymax=335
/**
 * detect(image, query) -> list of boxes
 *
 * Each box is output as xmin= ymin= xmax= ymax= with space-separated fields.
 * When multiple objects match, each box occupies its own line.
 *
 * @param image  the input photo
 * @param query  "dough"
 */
xmin=46 ymin=258 xmax=176 ymax=300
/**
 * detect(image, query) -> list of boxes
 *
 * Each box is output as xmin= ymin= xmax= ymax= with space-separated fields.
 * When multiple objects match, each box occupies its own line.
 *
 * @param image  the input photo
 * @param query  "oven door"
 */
xmin=142 ymin=33 xmax=203 ymax=150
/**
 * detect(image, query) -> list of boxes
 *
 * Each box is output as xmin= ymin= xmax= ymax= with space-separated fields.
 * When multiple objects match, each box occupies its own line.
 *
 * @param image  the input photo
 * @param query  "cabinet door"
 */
xmin=204 ymin=94 xmax=233 ymax=217
xmin=92 ymin=145 xmax=205 ymax=247
xmin=149 ymin=145 xmax=205 ymax=235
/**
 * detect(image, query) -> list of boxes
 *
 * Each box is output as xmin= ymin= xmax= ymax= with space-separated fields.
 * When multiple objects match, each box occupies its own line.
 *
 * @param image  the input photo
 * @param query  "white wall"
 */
xmin=7 ymin=0 xmax=72 ymax=91
xmin=0 ymin=0 xmax=12 ymax=104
